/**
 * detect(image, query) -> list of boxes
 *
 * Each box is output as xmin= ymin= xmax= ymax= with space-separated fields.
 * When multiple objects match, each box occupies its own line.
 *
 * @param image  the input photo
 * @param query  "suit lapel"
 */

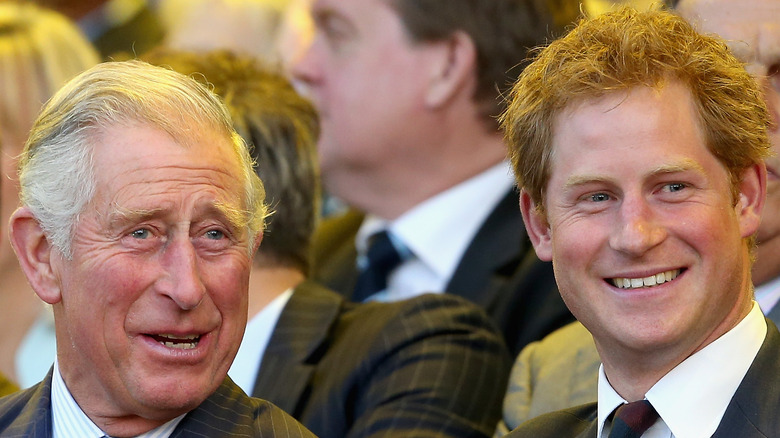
xmin=446 ymin=188 xmax=528 ymax=308
xmin=251 ymin=282 xmax=343 ymax=415
xmin=311 ymin=210 xmax=363 ymax=299
xmin=712 ymin=318 xmax=780 ymax=437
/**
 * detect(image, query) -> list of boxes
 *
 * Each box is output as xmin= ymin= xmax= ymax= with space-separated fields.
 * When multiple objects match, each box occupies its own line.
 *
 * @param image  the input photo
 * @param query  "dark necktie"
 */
xmin=353 ymin=230 xmax=403 ymax=302
xmin=608 ymin=400 xmax=659 ymax=438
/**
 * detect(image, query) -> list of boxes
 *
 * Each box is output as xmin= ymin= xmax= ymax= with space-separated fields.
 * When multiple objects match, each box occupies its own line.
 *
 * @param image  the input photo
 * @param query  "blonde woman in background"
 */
xmin=0 ymin=2 xmax=99 ymax=389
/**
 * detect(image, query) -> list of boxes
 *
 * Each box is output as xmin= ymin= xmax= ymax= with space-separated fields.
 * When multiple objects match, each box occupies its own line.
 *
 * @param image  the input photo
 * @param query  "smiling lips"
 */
xmin=610 ymin=269 xmax=681 ymax=289
xmin=149 ymin=334 xmax=201 ymax=350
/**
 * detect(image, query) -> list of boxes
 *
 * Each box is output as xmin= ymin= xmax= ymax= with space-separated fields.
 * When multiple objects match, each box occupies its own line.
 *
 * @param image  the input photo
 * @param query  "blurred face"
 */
xmin=523 ymin=82 xmax=761 ymax=361
xmin=51 ymin=123 xmax=255 ymax=423
xmin=678 ymin=0 xmax=780 ymax=272
xmin=291 ymin=0 xmax=439 ymax=198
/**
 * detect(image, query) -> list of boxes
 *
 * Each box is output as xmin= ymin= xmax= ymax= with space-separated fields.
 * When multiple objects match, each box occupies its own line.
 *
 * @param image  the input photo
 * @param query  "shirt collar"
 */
xmin=596 ymin=301 xmax=766 ymax=438
xmin=357 ymin=161 xmax=514 ymax=281
xmin=52 ymin=361 xmax=186 ymax=438
xmin=229 ymin=288 xmax=294 ymax=393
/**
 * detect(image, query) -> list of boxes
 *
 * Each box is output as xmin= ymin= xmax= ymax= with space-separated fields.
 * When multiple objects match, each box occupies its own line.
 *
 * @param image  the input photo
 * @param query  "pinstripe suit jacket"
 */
xmin=0 ymin=370 xmax=315 ymax=437
xmin=252 ymin=280 xmax=512 ymax=438
xmin=311 ymin=190 xmax=574 ymax=357
xmin=504 ymin=319 xmax=780 ymax=437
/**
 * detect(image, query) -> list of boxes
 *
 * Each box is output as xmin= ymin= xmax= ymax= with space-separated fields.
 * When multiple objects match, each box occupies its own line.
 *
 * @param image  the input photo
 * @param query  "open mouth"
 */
xmin=148 ymin=334 xmax=201 ymax=350
xmin=610 ymin=269 xmax=681 ymax=289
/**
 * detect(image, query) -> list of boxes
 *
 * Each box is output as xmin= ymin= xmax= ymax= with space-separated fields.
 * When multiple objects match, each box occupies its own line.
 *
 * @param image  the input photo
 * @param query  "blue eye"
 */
xmin=590 ymin=193 xmax=610 ymax=202
xmin=131 ymin=229 xmax=150 ymax=239
xmin=205 ymin=229 xmax=225 ymax=240
xmin=666 ymin=182 xmax=686 ymax=192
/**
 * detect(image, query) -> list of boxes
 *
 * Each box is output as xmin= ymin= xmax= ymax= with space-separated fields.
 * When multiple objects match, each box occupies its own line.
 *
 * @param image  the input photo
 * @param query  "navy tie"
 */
xmin=609 ymin=400 xmax=659 ymax=438
xmin=353 ymin=230 xmax=403 ymax=302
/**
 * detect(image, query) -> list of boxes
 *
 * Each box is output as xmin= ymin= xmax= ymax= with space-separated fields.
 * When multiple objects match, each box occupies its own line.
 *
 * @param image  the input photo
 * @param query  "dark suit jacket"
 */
xmin=311 ymin=189 xmax=574 ymax=355
xmin=253 ymin=281 xmax=512 ymax=437
xmin=0 ymin=370 xmax=315 ymax=437
xmin=505 ymin=318 xmax=780 ymax=437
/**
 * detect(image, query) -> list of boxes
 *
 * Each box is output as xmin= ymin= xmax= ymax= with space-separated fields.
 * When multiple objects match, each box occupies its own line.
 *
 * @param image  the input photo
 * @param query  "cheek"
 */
xmin=203 ymin=257 xmax=250 ymax=314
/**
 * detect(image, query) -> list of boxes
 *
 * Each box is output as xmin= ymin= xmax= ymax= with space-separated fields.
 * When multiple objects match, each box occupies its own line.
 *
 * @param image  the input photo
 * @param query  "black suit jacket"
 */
xmin=311 ymin=189 xmax=574 ymax=355
xmin=506 ymin=318 xmax=780 ymax=437
xmin=0 ymin=370 xmax=315 ymax=437
xmin=253 ymin=281 xmax=512 ymax=437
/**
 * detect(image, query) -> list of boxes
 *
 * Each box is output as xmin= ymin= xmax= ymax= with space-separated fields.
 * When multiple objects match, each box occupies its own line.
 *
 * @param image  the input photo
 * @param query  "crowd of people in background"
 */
xmin=0 ymin=0 xmax=778 ymax=436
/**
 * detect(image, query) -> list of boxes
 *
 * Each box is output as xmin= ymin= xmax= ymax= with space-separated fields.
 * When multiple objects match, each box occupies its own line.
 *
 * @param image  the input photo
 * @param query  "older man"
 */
xmin=0 ymin=60 xmax=314 ymax=437
xmin=142 ymin=48 xmax=512 ymax=438
xmin=496 ymin=0 xmax=780 ymax=431
xmin=503 ymin=7 xmax=775 ymax=437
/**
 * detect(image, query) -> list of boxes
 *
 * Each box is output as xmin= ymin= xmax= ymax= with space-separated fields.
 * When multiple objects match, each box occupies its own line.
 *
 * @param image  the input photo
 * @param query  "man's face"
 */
xmin=524 ymin=82 xmax=760 ymax=359
xmin=678 ymin=0 xmax=780 ymax=272
xmin=52 ymin=123 xmax=254 ymax=420
xmin=291 ymin=0 xmax=441 ymax=198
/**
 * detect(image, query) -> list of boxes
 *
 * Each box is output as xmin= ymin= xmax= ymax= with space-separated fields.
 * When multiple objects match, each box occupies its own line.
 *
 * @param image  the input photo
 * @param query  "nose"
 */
xmin=290 ymin=35 xmax=321 ymax=88
xmin=609 ymin=197 xmax=666 ymax=257
xmin=759 ymin=72 xmax=779 ymax=133
xmin=159 ymin=236 xmax=206 ymax=310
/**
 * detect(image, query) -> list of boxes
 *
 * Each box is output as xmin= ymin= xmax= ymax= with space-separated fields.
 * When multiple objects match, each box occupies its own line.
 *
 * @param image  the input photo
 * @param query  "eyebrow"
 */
xmin=563 ymin=159 xmax=706 ymax=190
xmin=106 ymin=202 xmax=249 ymax=232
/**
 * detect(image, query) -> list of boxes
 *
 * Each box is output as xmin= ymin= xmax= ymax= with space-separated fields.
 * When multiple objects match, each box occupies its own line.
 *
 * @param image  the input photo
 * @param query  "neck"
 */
xmin=247 ymin=260 xmax=305 ymax=319
xmin=333 ymin=131 xmax=506 ymax=220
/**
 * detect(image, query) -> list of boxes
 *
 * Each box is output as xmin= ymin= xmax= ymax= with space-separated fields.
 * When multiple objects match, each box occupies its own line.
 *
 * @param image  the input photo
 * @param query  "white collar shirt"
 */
xmin=356 ymin=161 xmax=515 ymax=302
xmin=228 ymin=288 xmax=294 ymax=394
xmin=51 ymin=361 xmax=185 ymax=438
xmin=597 ymin=301 xmax=766 ymax=438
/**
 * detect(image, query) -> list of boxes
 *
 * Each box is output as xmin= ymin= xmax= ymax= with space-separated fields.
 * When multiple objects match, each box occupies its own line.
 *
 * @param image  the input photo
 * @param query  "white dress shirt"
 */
xmin=597 ymin=301 xmax=766 ymax=438
xmin=356 ymin=161 xmax=515 ymax=302
xmin=51 ymin=361 xmax=184 ymax=438
xmin=228 ymin=288 xmax=293 ymax=394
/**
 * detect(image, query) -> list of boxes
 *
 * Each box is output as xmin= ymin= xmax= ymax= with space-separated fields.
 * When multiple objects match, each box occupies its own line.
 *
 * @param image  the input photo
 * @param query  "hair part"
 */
xmin=19 ymin=59 xmax=267 ymax=258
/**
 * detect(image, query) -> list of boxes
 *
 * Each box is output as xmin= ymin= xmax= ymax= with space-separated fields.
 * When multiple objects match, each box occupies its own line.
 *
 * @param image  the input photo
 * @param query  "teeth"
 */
xmin=158 ymin=334 xmax=199 ymax=340
xmin=612 ymin=269 xmax=680 ymax=289
xmin=153 ymin=334 xmax=200 ymax=349
xmin=162 ymin=341 xmax=197 ymax=349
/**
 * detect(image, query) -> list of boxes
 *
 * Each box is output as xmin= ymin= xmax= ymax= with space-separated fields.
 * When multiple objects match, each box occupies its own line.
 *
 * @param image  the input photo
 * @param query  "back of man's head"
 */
xmin=145 ymin=49 xmax=320 ymax=274
xmin=389 ymin=0 xmax=581 ymax=122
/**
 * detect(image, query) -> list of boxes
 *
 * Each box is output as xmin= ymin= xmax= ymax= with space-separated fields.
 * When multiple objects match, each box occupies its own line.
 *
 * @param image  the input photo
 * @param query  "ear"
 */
xmin=252 ymin=231 xmax=264 ymax=255
xmin=519 ymin=189 xmax=553 ymax=261
xmin=736 ymin=162 xmax=767 ymax=239
xmin=9 ymin=207 xmax=63 ymax=304
xmin=424 ymin=30 xmax=477 ymax=109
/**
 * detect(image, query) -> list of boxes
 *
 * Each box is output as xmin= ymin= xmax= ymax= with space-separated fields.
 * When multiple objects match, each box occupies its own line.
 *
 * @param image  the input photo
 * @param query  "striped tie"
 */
xmin=609 ymin=400 xmax=659 ymax=438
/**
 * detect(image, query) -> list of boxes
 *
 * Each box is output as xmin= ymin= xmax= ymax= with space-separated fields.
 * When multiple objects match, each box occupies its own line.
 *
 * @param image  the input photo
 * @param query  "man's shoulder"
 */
xmin=177 ymin=378 xmax=315 ymax=437
xmin=343 ymin=292 xmax=503 ymax=339
xmin=505 ymin=402 xmax=598 ymax=438
xmin=0 ymin=380 xmax=50 ymax=436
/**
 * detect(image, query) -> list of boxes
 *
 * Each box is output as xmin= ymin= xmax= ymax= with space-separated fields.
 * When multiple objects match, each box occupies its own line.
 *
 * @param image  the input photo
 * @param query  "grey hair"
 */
xmin=18 ymin=60 xmax=267 ymax=258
